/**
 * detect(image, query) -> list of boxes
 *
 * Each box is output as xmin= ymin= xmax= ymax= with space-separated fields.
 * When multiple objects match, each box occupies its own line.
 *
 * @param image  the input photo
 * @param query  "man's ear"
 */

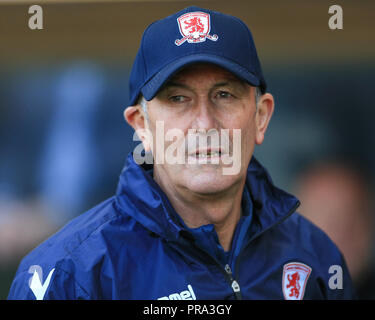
xmin=124 ymin=106 xmax=152 ymax=152
xmin=124 ymin=105 xmax=146 ymax=130
xmin=255 ymin=93 xmax=274 ymax=145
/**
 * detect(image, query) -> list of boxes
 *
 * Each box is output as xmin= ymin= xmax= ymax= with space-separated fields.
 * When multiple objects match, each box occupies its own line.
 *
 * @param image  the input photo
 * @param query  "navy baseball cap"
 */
xmin=128 ymin=6 xmax=267 ymax=106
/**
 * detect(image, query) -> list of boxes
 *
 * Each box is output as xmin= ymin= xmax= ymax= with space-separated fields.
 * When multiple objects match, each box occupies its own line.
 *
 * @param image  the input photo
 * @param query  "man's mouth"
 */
xmin=195 ymin=149 xmax=222 ymax=158
xmin=188 ymin=148 xmax=226 ymax=163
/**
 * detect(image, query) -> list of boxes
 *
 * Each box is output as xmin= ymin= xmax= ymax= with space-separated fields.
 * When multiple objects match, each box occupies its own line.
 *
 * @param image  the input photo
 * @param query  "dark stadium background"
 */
xmin=0 ymin=0 xmax=374 ymax=299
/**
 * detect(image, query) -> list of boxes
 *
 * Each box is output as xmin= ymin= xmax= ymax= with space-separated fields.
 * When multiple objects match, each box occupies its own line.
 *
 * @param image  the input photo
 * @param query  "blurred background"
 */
xmin=0 ymin=0 xmax=374 ymax=299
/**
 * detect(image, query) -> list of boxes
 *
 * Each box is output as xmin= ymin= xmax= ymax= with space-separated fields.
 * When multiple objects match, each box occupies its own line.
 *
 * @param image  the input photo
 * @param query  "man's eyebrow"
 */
xmin=212 ymin=79 xmax=247 ymax=90
xmin=212 ymin=81 xmax=233 ymax=88
xmin=161 ymin=81 xmax=190 ymax=90
xmin=212 ymin=79 xmax=247 ymax=89
xmin=160 ymin=78 xmax=248 ymax=93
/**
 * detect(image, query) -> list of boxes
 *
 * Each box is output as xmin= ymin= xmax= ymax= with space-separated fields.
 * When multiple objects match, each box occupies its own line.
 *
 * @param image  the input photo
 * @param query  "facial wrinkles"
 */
xmin=148 ymin=64 xmax=256 ymax=167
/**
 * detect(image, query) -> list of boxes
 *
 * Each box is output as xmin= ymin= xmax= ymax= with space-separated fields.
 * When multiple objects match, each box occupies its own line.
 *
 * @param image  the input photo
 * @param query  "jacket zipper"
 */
xmin=224 ymin=263 xmax=242 ymax=299
xmin=170 ymin=238 xmax=243 ymax=300
xmin=170 ymin=201 xmax=300 ymax=300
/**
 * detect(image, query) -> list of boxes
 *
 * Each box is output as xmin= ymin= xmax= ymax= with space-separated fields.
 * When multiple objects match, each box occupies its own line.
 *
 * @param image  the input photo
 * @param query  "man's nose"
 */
xmin=191 ymin=98 xmax=218 ymax=131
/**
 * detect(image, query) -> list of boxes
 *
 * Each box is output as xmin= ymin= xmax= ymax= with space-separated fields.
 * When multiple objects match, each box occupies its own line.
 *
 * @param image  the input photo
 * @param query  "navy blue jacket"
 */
xmin=8 ymin=154 xmax=354 ymax=300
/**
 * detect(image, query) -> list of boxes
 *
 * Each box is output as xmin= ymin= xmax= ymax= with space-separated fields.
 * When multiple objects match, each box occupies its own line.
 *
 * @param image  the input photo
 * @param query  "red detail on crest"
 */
xmin=286 ymin=272 xmax=301 ymax=298
xmin=184 ymin=17 xmax=205 ymax=34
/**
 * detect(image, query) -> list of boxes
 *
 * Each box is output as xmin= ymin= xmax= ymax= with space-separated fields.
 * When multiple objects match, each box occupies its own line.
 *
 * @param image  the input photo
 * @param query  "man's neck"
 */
xmin=154 ymin=170 xmax=246 ymax=251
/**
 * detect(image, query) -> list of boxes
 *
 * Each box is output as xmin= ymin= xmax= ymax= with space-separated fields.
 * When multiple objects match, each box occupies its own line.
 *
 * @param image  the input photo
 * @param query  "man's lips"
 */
xmin=188 ymin=148 xmax=223 ymax=157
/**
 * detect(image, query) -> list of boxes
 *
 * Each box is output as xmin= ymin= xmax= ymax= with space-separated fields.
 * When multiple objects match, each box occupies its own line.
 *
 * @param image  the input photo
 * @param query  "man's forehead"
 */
xmin=166 ymin=63 xmax=247 ymax=87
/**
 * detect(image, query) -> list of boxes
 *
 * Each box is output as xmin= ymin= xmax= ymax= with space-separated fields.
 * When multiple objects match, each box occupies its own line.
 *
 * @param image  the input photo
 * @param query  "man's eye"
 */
xmin=169 ymin=95 xmax=187 ymax=103
xmin=216 ymin=91 xmax=233 ymax=99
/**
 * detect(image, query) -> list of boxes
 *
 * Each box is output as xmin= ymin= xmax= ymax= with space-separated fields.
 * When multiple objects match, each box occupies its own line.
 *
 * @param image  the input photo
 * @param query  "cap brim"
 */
xmin=141 ymin=53 xmax=261 ymax=101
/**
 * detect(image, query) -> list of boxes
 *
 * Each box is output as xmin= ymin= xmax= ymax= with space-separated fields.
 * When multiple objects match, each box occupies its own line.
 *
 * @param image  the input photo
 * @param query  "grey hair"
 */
xmin=138 ymin=96 xmax=149 ymax=123
xmin=138 ymin=86 xmax=262 ymax=118
xmin=254 ymin=87 xmax=262 ymax=109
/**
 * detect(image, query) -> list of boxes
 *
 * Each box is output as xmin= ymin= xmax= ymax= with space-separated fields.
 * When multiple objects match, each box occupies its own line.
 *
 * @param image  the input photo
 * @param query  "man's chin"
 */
xmin=182 ymin=170 xmax=241 ymax=195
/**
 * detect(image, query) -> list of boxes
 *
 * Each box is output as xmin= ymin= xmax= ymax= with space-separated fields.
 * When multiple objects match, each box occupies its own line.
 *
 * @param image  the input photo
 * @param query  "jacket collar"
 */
xmin=115 ymin=153 xmax=300 ymax=241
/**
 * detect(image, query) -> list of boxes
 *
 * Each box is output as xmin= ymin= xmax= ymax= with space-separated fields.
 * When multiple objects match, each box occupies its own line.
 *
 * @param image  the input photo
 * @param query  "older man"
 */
xmin=8 ymin=6 xmax=353 ymax=300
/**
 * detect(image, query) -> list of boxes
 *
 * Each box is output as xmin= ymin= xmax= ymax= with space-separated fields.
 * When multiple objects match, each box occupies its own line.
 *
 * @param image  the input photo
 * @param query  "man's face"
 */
xmin=128 ymin=63 xmax=273 ymax=197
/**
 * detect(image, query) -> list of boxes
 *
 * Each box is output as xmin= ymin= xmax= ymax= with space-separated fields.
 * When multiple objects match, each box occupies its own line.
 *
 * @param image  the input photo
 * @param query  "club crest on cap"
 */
xmin=175 ymin=11 xmax=218 ymax=46
xmin=282 ymin=262 xmax=312 ymax=300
